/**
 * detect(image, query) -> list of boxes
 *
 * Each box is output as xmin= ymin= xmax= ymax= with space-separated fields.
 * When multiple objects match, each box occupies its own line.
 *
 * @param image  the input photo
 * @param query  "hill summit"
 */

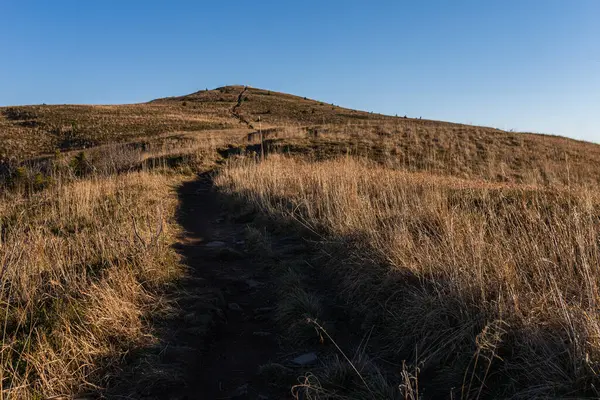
xmin=1 ymin=85 xmax=600 ymax=187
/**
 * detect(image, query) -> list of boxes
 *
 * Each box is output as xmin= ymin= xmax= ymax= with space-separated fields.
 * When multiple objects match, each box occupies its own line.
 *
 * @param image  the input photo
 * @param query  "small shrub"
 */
xmin=3 ymin=165 xmax=53 ymax=193
xmin=70 ymin=152 xmax=93 ymax=176
xmin=33 ymin=172 xmax=51 ymax=191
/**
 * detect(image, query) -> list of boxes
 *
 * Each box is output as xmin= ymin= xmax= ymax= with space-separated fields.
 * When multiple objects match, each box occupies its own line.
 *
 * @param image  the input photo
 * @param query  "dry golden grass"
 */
xmin=0 ymin=124 xmax=243 ymax=398
xmin=5 ymin=84 xmax=600 ymax=188
xmin=0 ymin=169 xmax=188 ymax=399
xmin=258 ymin=120 xmax=600 ymax=187
xmin=216 ymin=154 xmax=600 ymax=398
xmin=4 ymin=85 xmax=600 ymax=397
xmin=0 ymin=101 xmax=236 ymax=162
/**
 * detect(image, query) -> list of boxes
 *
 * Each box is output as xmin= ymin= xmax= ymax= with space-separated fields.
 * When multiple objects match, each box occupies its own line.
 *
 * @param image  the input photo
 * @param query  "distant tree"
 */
xmin=70 ymin=152 xmax=92 ymax=176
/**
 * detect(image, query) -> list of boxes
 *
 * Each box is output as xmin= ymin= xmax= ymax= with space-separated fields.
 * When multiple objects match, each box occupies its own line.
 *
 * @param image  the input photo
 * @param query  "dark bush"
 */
xmin=2 ymin=107 xmax=37 ymax=121
xmin=70 ymin=152 xmax=93 ymax=176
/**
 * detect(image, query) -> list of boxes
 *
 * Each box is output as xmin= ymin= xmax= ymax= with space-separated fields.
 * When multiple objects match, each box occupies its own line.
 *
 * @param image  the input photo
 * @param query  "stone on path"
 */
xmin=291 ymin=352 xmax=318 ymax=366
xmin=245 ymin=279 xmax=262 ymax=289
xmin=205 ymin=241 xmax=226 ymax=248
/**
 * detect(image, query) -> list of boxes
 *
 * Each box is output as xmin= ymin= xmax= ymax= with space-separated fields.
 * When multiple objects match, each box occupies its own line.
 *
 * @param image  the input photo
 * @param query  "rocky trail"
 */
xmin=105 ymin=95 xmax=350 ymax=399
xmin=103 ymin=172 xmax=287 ymax=399
xmin=168 ymin=173 xmax=281 ymax=399
xmin=110 ymin=170 xmax=329 ymax=400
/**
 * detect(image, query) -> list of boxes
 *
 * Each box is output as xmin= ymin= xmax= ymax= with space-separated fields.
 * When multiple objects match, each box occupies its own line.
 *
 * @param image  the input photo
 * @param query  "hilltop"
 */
xmin=2 ymin=85 xmax=600 ymax=186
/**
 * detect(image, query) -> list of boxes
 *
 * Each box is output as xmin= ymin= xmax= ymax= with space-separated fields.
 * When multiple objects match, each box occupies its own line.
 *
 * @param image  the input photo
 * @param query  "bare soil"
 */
xmin=106 ymin=172 xmax=296 ymax=400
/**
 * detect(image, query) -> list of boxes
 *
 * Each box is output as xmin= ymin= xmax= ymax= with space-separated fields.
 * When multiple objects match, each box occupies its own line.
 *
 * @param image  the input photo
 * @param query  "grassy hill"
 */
xmin=2 ymin=86 xmax=600 ymax=398
xmin=3 ymin=85 xmax=600 ymax=185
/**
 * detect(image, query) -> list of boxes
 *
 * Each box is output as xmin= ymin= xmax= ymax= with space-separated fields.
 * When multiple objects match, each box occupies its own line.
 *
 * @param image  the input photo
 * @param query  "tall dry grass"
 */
xmin=0 ymin=127 xmax=244 ymax=398
xmin=216 ymin=155 xmax=600 ymax=398
xmin=0 ymin=170 xmax=183 ymax=399
xmin=258 ymin=119 xmax=600 ymax=187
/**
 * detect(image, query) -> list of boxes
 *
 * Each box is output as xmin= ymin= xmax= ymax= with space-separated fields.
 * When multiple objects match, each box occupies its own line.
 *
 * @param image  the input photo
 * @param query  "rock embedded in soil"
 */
xmin=228 ymin=302 xmax=243 ymax=312
xmin=291 ymin=352 xmax=318 ymax=366
xmin=245 ymin=279 xmax=262 ymax=289
xmin=205 ymin=240 xmax=227 ymax=248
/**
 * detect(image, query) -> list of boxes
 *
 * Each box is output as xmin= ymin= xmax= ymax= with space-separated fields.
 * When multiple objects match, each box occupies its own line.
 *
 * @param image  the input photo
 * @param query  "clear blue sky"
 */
xmin=1 ymin=1 xmax=599 ymax=142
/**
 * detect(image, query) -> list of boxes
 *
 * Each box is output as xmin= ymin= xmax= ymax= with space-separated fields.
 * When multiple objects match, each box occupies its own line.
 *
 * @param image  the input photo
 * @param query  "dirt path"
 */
xmin=231 ymin=87 xmax=254 ymax=130
xmin=170 ymin=173 xmax=283 ymax=399
xmin=105 ymin=170 xmax=368 ymax=399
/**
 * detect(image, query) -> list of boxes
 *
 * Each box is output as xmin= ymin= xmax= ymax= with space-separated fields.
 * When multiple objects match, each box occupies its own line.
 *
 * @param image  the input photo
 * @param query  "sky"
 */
xmin=1 ymin=1 xmax=599 ymax=142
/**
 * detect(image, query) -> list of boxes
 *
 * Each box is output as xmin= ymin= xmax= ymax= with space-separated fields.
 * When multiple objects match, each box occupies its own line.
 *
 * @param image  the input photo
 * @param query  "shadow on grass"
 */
xmin=213 ymin=184 xmax=600 ymax=399
xmin=102 ymin=166 xmax=599 ymax=399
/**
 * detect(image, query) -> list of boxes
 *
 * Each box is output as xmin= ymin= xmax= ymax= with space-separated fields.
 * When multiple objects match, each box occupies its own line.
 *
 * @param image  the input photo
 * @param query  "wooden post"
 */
xmin=259 ymin=116 xmax=264 ymax=161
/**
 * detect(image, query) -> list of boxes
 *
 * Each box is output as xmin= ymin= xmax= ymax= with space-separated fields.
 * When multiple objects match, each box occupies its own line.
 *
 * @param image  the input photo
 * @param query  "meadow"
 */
xmin=2 ymin=86 xmax=600 ymax=398
xmin=0 ymin=131 xmax=232 ymax=398
xmin=217 ymin=153 xmax=600 ymax=398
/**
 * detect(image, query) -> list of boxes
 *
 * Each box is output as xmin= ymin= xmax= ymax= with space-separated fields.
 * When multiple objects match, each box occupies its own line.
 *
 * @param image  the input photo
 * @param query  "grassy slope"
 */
xmin=0 ymin=127 xmax=238 ymax=398
xmin=3 ymin=85 xmax=600 ymax=398
xmin=0 ymin=171 xmax=183 ymax=398
xmin=3 ymin=85 xmax=600 ymax=185
xmin=0 ymin=97 xmax=236 ymax=162
xmin=217 ymin=155 xmax=600 ymax=398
